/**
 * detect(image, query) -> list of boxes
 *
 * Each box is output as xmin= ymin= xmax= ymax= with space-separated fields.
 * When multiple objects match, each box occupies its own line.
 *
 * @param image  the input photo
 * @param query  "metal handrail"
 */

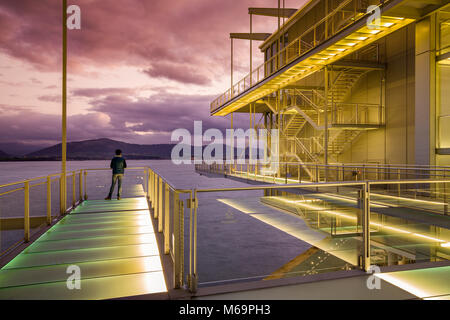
xmin=211 ymin=0 xmax=373 ymax=111
xmin=2 ymin=162 xmax=450 ymax=294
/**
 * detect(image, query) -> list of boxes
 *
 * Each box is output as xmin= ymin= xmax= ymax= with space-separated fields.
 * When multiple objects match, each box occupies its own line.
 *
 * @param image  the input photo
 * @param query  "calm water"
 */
xmin=0 ymin=160 xmax=154 ymax=185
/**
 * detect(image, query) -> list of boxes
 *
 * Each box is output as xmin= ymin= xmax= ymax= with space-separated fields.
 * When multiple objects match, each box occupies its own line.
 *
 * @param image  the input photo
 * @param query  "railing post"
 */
xmin=188 ymin=190 xmax=198 ymax=293
xmin=361 ymin=182 xmax=370 ymax=272
xmin=46 ymin=176 xmax=51 ymax=225
xmin=158 ymin=177 xmax=163 ymax=233
xmin=78 ymin=170 xmax=82 ymax=202
xmin=72 ymin=172 xmax=76 ymax=207
xmin=150 ymin=171 xmax=154 ymax=205
xmin=147 ymin=169 xmax=151 ymax=200
xmin=59 ymin=174 xmax=64 ymax=215
xmin=83 ymin=170 xmax=88 ymax=200
xmin=173 ymin=191 xmax=184 ymax=289
xmin=151 ymin=171 xmax=155 ymax=210
xmin=285 ymin=163 xmax=288 ymax=184
xmin=164 ymin=183 xmax=170 ymax=254
xmin=193 ymin=190 xmax=198 ymax=293
xmin=24 ymin=181 xmax=30 ymax=242
xmin=154 ymin=175 xmax=159 ymax=219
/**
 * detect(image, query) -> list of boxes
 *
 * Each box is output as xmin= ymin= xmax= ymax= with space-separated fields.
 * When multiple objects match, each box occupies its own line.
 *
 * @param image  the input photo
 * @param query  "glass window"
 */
xmin=437 ymin=62 xmax=450 ymax=148
xmin=439 ymin=15 xmax=450 ymax=54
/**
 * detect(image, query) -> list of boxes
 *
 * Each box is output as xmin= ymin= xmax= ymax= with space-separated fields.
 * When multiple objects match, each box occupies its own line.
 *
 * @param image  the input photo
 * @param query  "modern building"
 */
xmin=210 ymin=0 xmax=450 ymax=179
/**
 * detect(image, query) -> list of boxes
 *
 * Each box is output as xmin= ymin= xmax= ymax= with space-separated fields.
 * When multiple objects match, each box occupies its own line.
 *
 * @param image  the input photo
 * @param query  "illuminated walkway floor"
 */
xmin=196 ymin=264 xmax=450 ymax=300
xmin=0 ymin=196 xmax=167 ymax=300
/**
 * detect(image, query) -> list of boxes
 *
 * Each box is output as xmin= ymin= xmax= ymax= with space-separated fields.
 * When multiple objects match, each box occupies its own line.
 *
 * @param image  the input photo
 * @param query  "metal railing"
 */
xmin=2 ymin=162 xmax=450 ymax=295
xmin=332 ymin=103 xmax=385 ymax=125
xmin=0 ymin=170 xmax=84 ymax=253
xmin=211 ymin=0 xmax=378 ymax=112
xmin=185 ymin=177 xmax=450 ymax=292
xmin=196 ymin=161 xmax=450 ymax=185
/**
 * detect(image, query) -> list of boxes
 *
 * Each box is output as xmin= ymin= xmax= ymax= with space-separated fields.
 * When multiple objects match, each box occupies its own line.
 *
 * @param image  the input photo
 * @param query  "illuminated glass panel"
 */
xmin=437 ymin=62 xmax=450 ymax=149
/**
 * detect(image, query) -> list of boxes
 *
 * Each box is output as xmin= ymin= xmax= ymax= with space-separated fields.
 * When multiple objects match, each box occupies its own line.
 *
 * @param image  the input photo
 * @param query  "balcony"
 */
xmin=210 ymin=0 xmax=414 ymax=116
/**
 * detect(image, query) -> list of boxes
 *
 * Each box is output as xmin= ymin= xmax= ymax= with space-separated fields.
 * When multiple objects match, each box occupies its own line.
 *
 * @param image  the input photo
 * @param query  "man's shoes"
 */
xmin=105 ymin=196 xmax=111 ymax=200
xmin=117 ymin=196 xmax=121 ymax=200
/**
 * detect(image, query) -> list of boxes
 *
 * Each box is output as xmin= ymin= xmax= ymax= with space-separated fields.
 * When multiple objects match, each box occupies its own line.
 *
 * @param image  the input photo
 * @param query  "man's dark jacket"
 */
xmin=110 ymin=156 xmax=127 ymax=174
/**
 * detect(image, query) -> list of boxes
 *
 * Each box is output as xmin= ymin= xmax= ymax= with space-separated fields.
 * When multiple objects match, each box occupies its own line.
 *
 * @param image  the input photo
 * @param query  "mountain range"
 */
xmin=23 ymin=138 xmax=175 ymax=160
xmin=0 ymin=138 xmax=250 ymax=161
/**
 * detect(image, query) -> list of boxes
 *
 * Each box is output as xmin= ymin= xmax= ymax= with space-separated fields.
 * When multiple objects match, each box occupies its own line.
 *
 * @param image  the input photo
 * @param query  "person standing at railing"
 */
xmin=105 ymin=149 xmax=127 ymax=200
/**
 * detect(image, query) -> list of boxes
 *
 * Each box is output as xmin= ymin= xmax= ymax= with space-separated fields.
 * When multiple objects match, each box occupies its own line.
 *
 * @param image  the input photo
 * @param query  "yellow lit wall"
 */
xmin=339 ymin=24 xmax=416 ymax=165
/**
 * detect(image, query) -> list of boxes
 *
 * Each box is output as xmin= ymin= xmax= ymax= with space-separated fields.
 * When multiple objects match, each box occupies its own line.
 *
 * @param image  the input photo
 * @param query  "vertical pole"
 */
xmin=158 ymin=177 xmax=163 ymax=233
xmin=230 ymin=112 xmax=234 ymax=173
xmin=83 ymin=170 xmax=87 ymax=200
xmin=193 ymin=190 xmax=198 ymax=293
xmin=173 ymin=191 xmax=184 ymax=289
xmin=362 ymin=182 xmax=371 ymax=272
xmin=277 ymin=90 xmax=281 ymax=178
xmin=325 ymin=0 xmax=328 ymax=39
xmin=164 ymin=183 xmax=170 ymax=254
xmin=72 ymin=172 xmax=76 ymax=207
xmin=78 ymin=170 xmax=82 ymax=202
xmin=152 ymin=172 xmax=155 ymax=209
xmin=231 ymin=38 xmax=234 ymax=97
xmin=250 ymin=13 xmax=253 ymax=87
xmin=254 ymin=103 xmax=257 ymax=177
xmin=147 ymin=169 xmax=151 ymax=200
xmin=324 ymin=67 xmax=329 ymax=181
xmin=250 ymin=103 xmax=253 ymax=174
xmin=62 ymin=0 xmax=67 ymax=214
xmin=24 ymin=181 xmax=30 ymax=242
xmin=264 ymin=112 xmax=268 ymax=166
xmin=47 ymin=176 xmax=52 ymax=225
xmin=154 ymin=176 xmax=158 ymax=218
xmin=59 ymin=175 xmax=64 ymax=215
xmin=278 ymin=0 xmax=281 ymax=69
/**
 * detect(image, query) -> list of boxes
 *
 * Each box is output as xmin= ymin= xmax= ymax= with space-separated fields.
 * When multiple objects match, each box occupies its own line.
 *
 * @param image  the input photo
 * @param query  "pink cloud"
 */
xmin=0 ymin=0 xmax=305 ymax=82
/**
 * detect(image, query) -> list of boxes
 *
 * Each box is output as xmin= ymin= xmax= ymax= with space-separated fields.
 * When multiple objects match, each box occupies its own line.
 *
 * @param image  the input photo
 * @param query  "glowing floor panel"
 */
xmin=0 ymin=196 xmax=167 ymax=300
xmin=375 ymin=266 xmax=450 ymax=299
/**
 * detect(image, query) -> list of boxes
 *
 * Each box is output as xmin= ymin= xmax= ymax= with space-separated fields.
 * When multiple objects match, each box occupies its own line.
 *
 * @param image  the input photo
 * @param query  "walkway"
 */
xmin=0 ymin=196 xmax=167 ymax=300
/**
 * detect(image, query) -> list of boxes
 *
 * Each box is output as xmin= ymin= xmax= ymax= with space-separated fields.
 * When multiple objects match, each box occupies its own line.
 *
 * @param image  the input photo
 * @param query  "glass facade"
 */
xmin=437 ymin=14 xmax=450 ymax=149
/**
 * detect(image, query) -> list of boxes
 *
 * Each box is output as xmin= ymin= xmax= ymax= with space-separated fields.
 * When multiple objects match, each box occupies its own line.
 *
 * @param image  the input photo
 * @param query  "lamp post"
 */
xmin=62 ymin=0 xmax=67 ymax=213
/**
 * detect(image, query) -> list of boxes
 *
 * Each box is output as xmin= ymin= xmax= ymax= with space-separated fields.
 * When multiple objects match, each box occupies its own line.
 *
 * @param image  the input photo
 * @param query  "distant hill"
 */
xmin=0 ymin=142 xmax=45 ymax=156
xmin=26 ymin=138 xmax=175 ymax=160
xmin=2 ymin=138 xmax=253 ymax=161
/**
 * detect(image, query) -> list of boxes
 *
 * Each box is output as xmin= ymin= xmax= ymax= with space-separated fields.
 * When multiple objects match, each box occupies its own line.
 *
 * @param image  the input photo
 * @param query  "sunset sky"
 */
xmin=0 ymin=0 xmax=306 ymax=154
